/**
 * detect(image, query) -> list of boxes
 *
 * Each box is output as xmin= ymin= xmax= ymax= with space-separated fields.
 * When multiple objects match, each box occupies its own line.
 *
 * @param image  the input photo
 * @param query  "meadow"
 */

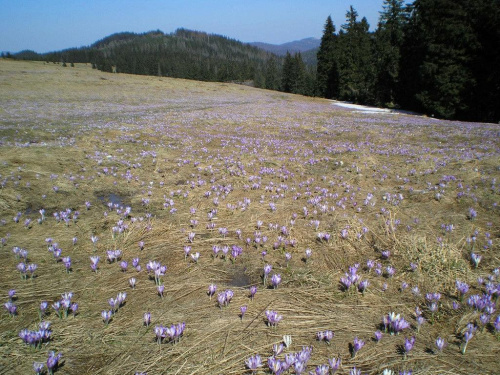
xmin=0 ymin=59 xmax=499 ymax=375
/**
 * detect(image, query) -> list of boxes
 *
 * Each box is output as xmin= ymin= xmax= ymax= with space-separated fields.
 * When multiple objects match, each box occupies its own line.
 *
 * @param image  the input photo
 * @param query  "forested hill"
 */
xmin=16 ymin=29 xmax=279 ymax=85
xmin=249 ymin=38 xmax=321 ymax=56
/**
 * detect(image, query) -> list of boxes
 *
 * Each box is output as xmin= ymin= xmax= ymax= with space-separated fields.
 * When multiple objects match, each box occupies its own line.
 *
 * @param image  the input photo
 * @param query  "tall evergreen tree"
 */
xmin=337 ymin=7 xmax=375 ymax=103
xmin=464 ymin=0 xmax=500 ymax=122
xmin=399 ymin=0 xmax=490 ymax=119
xmin=292 ymin=52 xmax=307 ymax=95
xmin=316 ymin=16 xmax=339 ymax=98
xmin=281 ymin=52 xmax=295 ymax=93
xmin=374 ymin=0 xmax=408 ymax=106
xmin=264 ymin=56 xmax=281 ymax=91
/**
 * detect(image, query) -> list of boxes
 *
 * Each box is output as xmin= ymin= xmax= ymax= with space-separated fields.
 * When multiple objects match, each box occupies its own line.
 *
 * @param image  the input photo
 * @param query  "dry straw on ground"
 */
xmin=0 ymin=60 xmax=499 ymax=374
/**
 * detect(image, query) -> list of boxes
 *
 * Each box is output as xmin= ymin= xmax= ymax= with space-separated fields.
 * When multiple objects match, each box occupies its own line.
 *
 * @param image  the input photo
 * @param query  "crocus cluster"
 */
xmin=108 ymin=291 xmax=127 ymax=313
xmin=146 ymin=260 xmax=167 ymax=285
xmin=270 ymin=273 xmax=282 ymax=289
xmin=245 ymin=354 xmax=262 ymax=373
xmin=106 ymin=249 xmax=122 ymax=263
xmin=19 ymin=321 xmax=52 ymax=348
xmin=340 ymin=264 xmax=361 ymax=291
xmin=52 ymin=292 xmax=77 ymax=318
xmin=265 ymin=310 xmax=282 ymax=327
xmin=425 ymin=292 xmax=441 ymax=316
xmin=231 ymin=245 xmax=243 ymax=261
xmin=48 ymin=243 xmax=62 ymax=261
xmin=383 ymin=312 xmax=410 ymax=335
xmin=217 ymin=289 xmax=234 ymax=308
xmin=259 ymin=346 xmax=313 ymax=375
xmin=154 ymin=322 xmax=185 ymax=344
xmin=17 ymin=261 xmax=38 ymax=279
xmin=316 ymin=330 xmax=334 ymax=343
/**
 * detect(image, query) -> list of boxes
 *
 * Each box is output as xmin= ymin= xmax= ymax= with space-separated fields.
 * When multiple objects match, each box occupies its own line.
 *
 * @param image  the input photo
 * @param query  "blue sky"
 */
xmin=1 ymin=0 xmax=386 ymax=53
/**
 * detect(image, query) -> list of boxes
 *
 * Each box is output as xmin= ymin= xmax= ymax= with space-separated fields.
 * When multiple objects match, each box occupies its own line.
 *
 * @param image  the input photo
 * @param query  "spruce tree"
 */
xmin=265 ymin=56 xmax=281 ymax=91
xmin=337 ymin=7 xmax=375 ymax=103
xmin=399 ymin=0 xmax=479 ymax=119
xmin=316 ymin=16 xmax=338 ymax=98
xmin=281 ymin=52 xmax=295 ymax=93
xmin=374 ymin=0 xmax=408 ymax=106
xmin=292 ymin=52 xmax=307 ymax=95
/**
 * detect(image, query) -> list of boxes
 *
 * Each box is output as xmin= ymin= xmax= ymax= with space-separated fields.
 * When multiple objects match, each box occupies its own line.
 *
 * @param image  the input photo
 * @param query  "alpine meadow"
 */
xmin=1 ymin=1 xmax=500 ymax=375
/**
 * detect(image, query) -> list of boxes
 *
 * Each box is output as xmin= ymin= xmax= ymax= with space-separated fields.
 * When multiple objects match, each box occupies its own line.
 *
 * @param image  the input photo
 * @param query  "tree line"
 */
xmin=315 ymin=0 xmax=500 ymax=122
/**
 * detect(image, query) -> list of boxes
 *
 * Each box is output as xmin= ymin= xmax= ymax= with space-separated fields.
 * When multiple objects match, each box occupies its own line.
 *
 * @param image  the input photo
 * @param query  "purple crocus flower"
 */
xmin=120 ymin=261 xmax=128 ymax=272
xmin=245 ymin=354 xmax=262 ymax=372
xmin=90 ymin=256 xmax=100 ymax=272
xmin=217 ymin=293 xmax=226 ymax=308
xmin=435 ymin=337 xmax=445 ymax=352
xmin=4 ymin=301 xmax=17 ymax=316
xmin=102 ymin=310 xmax=112 ymax=325
xmin=71 ymin=303 xmax=78 ymax=317
xmin=208 ymin=283 xmax=217 ymax=299
xmin=374 ymin=330 xmax=383 ymax=342
xmin=328 ymin=357 xmax=341 ymax=373
xmin=33 ymin=362 xmax=45 ymax=374
xmin=143 ymin=312 xmax=151 ymax=326
xmin=313 ymin=365 xmax=330 ymax=375
xmin=385 ymin=266 xmax=396 ymax=277
xmin=264 ymin=264 xmax=272 ymax=276
xmin=317 ymin=330 xmax=334 ymax=343
xmin=270 ymin=274 xmax=281 ymax=289
xmin=157 ymin=285 xmax=164 ymax=298
xmin=249 ymin=285 xmax=257 ymax=300
xmin=471 ymin=253 xmax=482 ymax=268
xmin=8 ymin=289 xmax=16 ymax=299
xmin=129 ymin=277 xmax=137 ymax=289
xmin=305 ymin=248 xmax=312 ymax=260
xmin=46 ymin=351 xmax=62 ymax=375
xmin=62 ymin=257 xmax=71 ymax=272
xmin=265 ymin=310 xmax=282 ymax=327
xmin=240 ymin=305 xmax=247 ymax=320
xmin=267 ymin=357 xmax=282 ymax=375
xmin=273 ymin=343 xmax=284 ymax=356
xmin=404 ymin=336 xmax=416 ymax=356
xmin=351 ymin=336 xmax=365 ymax=357
xmin=358 ymin=279 xmax=369 ymax=294
xmin=493 ymin=315 xmax=500 ymax=332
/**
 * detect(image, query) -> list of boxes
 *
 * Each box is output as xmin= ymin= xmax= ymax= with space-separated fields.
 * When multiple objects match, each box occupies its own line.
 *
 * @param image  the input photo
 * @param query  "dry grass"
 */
xmin=0 ymin=60 xmax=499 ymax=375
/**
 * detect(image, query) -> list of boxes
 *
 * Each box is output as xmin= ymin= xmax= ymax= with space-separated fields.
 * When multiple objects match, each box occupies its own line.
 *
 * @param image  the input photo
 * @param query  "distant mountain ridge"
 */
xmin=249 ymin=37 xmax=321 ymax=56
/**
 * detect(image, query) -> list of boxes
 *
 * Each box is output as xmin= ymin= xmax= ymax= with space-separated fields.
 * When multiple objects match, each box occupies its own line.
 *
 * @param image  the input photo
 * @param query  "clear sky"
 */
xmin=1 ymin=0 xmax=386 ymax=53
